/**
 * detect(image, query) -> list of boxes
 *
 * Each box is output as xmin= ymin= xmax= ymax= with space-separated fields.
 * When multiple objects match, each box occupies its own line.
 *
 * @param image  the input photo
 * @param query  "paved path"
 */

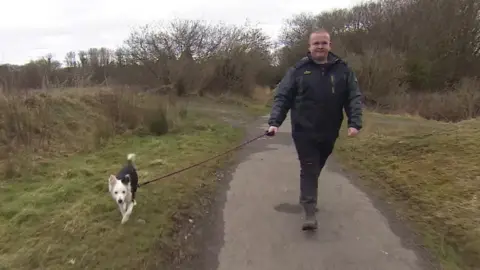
xmin=195 ymin=115 xmax=437 ymax=270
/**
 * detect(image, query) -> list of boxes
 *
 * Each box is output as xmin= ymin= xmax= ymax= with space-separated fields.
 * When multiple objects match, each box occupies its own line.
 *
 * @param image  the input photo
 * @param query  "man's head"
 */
xmin=308 ymin=29 xmax=331 ymax=63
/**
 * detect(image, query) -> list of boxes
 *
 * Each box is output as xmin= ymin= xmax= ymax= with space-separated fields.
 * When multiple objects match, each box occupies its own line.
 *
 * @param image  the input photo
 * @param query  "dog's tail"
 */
xmin=127 ymin=153 xmax=136 ymax=165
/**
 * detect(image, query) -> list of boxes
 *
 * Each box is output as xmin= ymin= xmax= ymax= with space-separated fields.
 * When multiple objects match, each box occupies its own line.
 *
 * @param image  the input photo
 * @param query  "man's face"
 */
xmin=308 ymin=32 xmax=331 ymax=61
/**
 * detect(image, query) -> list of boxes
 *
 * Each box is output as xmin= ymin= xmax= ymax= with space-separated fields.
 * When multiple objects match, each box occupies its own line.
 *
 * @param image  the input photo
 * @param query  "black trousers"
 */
xmin=292 ymin=134 xmax=336 ymax=211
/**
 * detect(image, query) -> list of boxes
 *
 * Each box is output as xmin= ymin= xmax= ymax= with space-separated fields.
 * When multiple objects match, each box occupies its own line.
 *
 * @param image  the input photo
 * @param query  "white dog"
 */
xmin=108 ymin=153 xmax=139 ymax=224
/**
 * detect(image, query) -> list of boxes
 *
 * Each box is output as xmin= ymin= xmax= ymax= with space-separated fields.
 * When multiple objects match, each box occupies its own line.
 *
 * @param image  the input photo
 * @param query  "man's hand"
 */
xmin=266 ymin=126 xmax=278 ymax=136
xmin=347 ymin=127 xmax=359 ymax=137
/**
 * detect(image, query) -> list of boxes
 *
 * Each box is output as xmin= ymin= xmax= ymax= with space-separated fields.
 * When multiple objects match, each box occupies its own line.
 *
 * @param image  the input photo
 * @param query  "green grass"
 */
xmin=335 ymin=111 xmax=480 ymax=270
xmin=0 ymin=115 xmax=246 ymax=269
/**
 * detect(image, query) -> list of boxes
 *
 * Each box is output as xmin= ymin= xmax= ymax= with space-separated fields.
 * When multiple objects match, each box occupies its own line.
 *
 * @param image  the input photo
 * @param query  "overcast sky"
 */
xmin=0 ymin=0 xmax=363 ymax=65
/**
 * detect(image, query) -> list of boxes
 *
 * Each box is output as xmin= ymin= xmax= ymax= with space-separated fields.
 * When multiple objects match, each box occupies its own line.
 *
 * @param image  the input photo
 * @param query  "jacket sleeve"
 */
xmin=268 ymin=67 xmax=297 ymax=127
xmin=344 ymin=68 xmax=363 ymax=130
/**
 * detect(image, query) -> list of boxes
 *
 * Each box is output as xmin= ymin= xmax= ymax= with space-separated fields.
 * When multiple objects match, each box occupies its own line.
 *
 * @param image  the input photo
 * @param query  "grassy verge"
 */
xmin=0 ymin=87 xmax=266 ymax=269
xmin=335 ymin=112 xmax=479 ymax=270
xmin=199 ymin=85 xmax=273 ymax=117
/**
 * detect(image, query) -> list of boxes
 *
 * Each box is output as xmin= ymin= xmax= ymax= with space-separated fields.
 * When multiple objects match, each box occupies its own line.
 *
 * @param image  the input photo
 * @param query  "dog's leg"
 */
xmin=120 ymin=207 xmax=128 ymax=224
xmin=132 ymin=191 xmax=137 ymax=206
xmin=118 ymin=204 xmax=126 ymax=221
xmin=121 ymin=214 xmax=129 ymax=224
xmin=121 ymin=203 xmax=134 ymax=224
xmin=125 ymin=202 xmax=134 ymax=218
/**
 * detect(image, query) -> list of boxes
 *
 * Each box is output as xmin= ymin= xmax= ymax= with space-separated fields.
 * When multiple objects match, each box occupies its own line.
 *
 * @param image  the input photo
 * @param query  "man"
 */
xmin=267 ymin=29 xmax=363 ymax=231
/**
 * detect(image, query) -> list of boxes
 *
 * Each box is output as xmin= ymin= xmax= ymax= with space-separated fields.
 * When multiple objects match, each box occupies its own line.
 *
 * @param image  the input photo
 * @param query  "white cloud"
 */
xmin=0 ymin=0 xmax=362 ymax=65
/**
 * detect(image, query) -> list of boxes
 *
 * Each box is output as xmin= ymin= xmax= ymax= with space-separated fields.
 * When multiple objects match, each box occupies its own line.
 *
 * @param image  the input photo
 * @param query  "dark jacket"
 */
xmin=268 ymin=51 xmax=363 ymax=140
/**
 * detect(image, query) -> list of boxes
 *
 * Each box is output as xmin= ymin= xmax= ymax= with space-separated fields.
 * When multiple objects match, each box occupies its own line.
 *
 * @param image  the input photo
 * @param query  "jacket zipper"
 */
xmin=330 ymin=75 xmax=335 ymax=93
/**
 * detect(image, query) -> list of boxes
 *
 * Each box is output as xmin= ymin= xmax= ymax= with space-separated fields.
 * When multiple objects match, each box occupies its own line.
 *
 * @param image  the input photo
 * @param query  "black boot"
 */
xmin=302 ymin=204 xmax=318 ymax=231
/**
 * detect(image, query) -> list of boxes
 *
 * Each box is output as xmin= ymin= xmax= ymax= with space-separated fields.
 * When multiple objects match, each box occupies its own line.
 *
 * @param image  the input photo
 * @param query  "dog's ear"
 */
xmin=121 ymin=174 xmax=131 ymax=185
xmin=109 ymin=175 xmax=117 ymax=187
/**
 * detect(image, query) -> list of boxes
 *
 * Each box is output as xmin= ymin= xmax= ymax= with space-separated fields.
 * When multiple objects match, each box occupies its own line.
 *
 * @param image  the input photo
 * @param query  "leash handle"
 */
xmin=265 ymin=130 xmax=275 ymax=136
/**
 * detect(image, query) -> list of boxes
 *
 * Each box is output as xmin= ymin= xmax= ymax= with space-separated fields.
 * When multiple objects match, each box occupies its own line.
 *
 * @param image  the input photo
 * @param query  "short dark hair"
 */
xmin=310 ymin=28 xmax=330 ymax=36
xmin=308 ymin=28 xmax=331 ymax=45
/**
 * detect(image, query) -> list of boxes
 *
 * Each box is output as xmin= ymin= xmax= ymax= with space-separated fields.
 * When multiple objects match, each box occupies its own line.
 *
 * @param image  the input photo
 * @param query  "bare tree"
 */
xmin=64 ymin=51 xmax=77 ymax=68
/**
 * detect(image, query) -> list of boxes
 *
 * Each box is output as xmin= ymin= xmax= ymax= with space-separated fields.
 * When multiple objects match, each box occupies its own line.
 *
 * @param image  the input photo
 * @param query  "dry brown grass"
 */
xmin=200 ymin=85 xmax=273 ymax=116
xmin=335 ymin=111 xmax=480 ymax=270
xmin=345 ymin=49 xmax=480 ymax=123
xmin=250 ymin=85 xmax=273 ymax=105
xmin=0 ymin=87 xmax=187 ymax=179
xmin=379 ymin=77 xmax=480 ymax=122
